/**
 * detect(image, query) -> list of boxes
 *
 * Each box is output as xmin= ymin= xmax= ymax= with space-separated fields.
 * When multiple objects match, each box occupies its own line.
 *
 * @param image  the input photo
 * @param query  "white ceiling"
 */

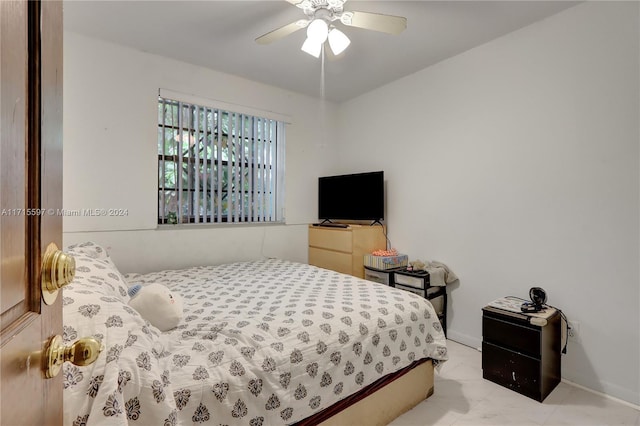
xmin=63 ymin=1 xmax=578 ymax=103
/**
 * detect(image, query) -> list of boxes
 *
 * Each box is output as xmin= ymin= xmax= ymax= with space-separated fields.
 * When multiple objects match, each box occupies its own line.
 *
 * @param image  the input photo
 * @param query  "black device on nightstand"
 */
xmin=482 ymin=298 xmax=561 ymax=402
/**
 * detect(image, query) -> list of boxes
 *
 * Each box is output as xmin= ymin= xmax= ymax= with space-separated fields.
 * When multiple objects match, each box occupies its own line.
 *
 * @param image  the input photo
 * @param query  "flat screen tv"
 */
xmin=318 ymin=171 xmax=384 ymax=222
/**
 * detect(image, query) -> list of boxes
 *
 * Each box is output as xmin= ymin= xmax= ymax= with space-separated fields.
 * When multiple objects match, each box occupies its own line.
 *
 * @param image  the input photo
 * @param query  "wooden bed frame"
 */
xmin=296 ymin=359 xmax=434 ymax=426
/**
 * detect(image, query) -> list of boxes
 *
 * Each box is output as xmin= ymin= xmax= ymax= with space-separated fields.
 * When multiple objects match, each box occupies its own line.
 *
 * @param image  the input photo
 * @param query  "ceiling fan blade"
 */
xmin=255 ymin=20 xmax=306 ymax=45
xmin=342 ymin=10 xmax=407 ymax=35
xmin=285 ymin=0 xmax=304 ymax=5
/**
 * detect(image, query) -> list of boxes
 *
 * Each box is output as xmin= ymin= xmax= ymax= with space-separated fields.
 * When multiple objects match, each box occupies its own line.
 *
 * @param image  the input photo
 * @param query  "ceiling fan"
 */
xmin=255 ymin=0 xmax=407 ymax=58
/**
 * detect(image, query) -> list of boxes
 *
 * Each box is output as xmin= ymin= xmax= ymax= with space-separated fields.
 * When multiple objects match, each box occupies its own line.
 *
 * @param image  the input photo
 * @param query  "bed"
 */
xmin=62 ymin=242 xmax=448 ymax=425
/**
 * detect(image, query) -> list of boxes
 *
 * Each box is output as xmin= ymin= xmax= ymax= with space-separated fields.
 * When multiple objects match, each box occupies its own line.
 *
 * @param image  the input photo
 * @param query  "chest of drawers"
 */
xmin=308 ymin=225 xmax=386 ymax=278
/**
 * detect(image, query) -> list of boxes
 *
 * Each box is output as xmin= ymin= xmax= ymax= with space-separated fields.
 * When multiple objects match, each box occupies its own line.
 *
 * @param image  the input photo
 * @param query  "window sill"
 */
xmin=155 ymin=221 xmax=286 ymax=231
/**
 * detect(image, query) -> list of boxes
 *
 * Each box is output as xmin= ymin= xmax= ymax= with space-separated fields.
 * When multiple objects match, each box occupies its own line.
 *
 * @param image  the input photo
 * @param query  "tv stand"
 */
xmin=308 ymin=224 xmax=386 ymax=278
xmin=370 ymin=220 xmax=383 ymax=226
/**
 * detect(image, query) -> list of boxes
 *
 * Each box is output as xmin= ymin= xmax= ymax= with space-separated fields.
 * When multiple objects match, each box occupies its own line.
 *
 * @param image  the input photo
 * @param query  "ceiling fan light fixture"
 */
xmin=256 ymin=1 xmax=407 ymax=60
xmin=328 ymin=28 xmax=350 ymax=55
xmin=301 ymin=37 xmax=322 ymax=58
xmin=306 ymin=18 xmax=329 ymax=43
xmin=299 ymin=0 xmax=313 ymax=10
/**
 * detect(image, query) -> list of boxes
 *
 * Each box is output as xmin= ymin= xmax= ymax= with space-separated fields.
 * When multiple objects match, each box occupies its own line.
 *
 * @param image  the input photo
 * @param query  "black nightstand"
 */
xmin=482 ymin=299 xmax=561 ymax=402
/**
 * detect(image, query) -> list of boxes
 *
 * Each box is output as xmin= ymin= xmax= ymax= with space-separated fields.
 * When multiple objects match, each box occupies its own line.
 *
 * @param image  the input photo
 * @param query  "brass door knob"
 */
xmin=41 ymin=242 xmax=75 ymax=305
xmin=44 ymin=335 xmax=102 ymax=379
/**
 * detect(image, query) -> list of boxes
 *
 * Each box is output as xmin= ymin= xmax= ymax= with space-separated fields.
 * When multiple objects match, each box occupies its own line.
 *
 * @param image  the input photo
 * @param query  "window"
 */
xmin=158 ymin=95 xmax=285 ymax=225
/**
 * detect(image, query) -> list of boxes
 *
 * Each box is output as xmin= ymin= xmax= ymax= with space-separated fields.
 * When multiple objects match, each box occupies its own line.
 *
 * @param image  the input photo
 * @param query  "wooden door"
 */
xmin=0 ymin=1 xmax=63 ymax=424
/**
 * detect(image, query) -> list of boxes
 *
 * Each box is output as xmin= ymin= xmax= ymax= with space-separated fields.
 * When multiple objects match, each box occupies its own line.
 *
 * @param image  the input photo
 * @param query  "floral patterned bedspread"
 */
xmin=63 ymin=243 xmax=447 ymax=425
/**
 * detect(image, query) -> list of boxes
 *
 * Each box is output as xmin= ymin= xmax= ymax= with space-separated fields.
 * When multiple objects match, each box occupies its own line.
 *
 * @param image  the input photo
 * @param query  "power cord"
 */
xmin=378 ymin=223 xmax=392 ymax=251
xmin=547 ymin=304 xmax=569 ymax=354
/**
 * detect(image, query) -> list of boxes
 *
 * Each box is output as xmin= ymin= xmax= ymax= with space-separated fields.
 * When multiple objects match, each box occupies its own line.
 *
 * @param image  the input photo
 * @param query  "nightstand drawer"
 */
xmin=364 ymin=267 xmax=393 ymax=286
xmin=482 ymin=341 xmax=542 ymax=401
xmin=394 ymin=272 xmax=429 ymax=289
xmin=483 ymin=315 xmax=540 ymax=357
xmin=395 ymin=283 xmax=425 ymax=297
xmin=309 ymin=228 xmax=352 ymax=252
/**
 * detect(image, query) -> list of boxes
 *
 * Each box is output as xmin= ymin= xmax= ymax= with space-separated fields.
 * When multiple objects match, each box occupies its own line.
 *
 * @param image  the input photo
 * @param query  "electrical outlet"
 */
xmin=568 ymin=320 xmax=581 ymax=342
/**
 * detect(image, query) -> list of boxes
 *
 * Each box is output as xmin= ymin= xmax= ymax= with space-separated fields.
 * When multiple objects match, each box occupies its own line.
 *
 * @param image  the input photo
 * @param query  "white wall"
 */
xmin=336 ymin=2 xmax=639 ymax=405
xmin=63 ymin=32 xmax=339 ymax=273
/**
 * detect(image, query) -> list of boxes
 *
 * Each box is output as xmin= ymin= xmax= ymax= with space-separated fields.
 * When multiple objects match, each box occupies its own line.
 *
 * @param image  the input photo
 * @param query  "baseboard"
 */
xmin=561 ymin=379 xmax=640 ymax=412
xmin=446 ymin=329 xmax=482 ymax=350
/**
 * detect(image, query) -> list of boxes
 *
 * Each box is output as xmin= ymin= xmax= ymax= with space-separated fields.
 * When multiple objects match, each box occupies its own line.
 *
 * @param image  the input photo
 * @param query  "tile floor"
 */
xmin=390 ymin=340 xmax=640 ymax=426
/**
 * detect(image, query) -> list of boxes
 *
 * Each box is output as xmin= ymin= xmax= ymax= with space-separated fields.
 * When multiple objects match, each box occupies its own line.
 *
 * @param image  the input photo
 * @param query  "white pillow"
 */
xmin=128 ymin=283 xmax=183 ymax=331
xmin=66 ymin=241 xmax=131 ymax=302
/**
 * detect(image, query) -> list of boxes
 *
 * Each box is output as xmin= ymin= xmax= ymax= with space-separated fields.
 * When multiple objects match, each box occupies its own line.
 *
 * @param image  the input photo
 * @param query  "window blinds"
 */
xmin=158 ymin=96 xmax=285 ymax=225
